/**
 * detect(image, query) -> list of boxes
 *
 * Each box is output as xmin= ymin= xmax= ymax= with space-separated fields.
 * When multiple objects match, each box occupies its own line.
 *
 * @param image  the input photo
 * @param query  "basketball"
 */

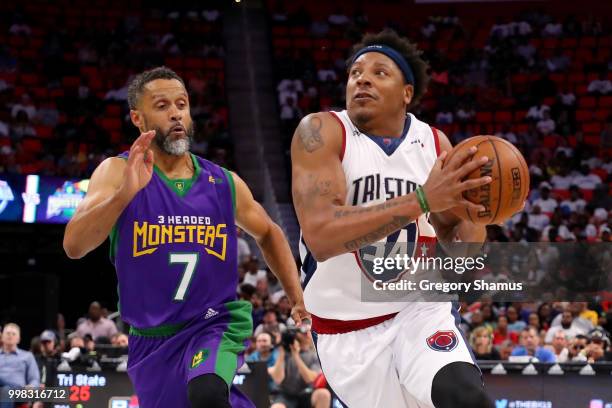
xmin=446 ymin=136 xmax=530 ymax=225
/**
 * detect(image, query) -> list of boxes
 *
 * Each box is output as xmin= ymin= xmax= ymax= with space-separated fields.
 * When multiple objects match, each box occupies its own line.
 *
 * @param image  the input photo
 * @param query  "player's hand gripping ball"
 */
xmin=446 ymin=136 xmax=529 ymax=225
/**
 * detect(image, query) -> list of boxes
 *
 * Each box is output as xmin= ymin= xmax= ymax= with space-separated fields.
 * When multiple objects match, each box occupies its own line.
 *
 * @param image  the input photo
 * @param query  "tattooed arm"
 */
xmin=291 ymin=113 xmax=420 ymax=261
xmin=291 ymin=113 xmax=490 ymax=261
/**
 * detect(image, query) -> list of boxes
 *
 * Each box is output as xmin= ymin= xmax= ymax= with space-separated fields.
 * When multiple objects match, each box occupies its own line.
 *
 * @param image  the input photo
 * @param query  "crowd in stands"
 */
xmin=2 ymin=2 xmax=612 ymax=406
xmin=0 ymin=2 xmax=232 ymax=177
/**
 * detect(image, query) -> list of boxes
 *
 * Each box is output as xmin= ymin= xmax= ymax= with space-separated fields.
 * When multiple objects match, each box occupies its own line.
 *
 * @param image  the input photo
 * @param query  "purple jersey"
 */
xmin=110 ymin=153 xmax=238 ymax=329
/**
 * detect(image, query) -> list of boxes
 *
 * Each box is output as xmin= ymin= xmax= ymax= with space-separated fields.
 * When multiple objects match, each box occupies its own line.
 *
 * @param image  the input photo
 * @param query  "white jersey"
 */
xmin=300 ymin=110 xmax=441 ymax=321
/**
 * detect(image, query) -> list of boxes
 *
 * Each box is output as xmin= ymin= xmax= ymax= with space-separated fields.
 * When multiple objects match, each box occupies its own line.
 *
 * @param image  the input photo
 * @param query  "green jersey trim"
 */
xmin=221 ymin=168 xmax=236 ymax=216
xmin=153 ymin=153 xmax=202 ymax=197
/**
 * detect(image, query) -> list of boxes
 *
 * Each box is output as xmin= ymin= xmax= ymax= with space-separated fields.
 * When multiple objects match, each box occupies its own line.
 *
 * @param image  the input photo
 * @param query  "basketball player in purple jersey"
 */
xmin=64 ymin=67 xmax=307 ymax=408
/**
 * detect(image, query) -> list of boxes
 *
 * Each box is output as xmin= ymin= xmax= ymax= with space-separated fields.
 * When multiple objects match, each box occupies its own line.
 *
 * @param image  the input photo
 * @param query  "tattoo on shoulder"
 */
xmin=299 ymin=116 xmax=324 ymax=153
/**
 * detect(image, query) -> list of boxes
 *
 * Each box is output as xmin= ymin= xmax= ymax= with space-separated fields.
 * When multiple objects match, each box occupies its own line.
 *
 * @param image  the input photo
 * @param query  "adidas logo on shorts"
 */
xmin=204 ymin=308 xmax=219 ymax=320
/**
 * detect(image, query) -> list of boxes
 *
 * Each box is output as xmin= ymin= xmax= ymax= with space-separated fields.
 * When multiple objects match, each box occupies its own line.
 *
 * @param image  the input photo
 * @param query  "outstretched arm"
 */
xmin=231 ymin=171 xmax=307 ymax=324
xmin=291 ymin=113 xmax=491 ymax=262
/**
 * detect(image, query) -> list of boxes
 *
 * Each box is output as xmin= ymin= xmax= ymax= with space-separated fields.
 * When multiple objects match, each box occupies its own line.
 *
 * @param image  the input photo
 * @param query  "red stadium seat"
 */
xmin=62 ymin=76 xmax=80 ymax=89
xmin=100 ymin=118 xmax=122 ymax=131
xmin=576 ymin=84 xmax=589 ymax=95
xmin=600 ymin=96 xmax=612 ymax=108
xmin=579 ymin=97 xmax=597 ymax=109
xmin=592 ymin=168 xmax=608 ymax=180
xmin=595 ymin=110 xmax=608 ymax=121
xmin=514 ymin=111 xmax=527 ymax=122
xmin=272 ymin=26 xmax=287 ymax=36
xmin=561 ymin=38 xmax=578 ymax=49
xmin=552 ymin=189 xmax=570 ymax=200
xmin=494 ymin=111 xmax=512 ymax=123
xmin=515 ymin=124 xmax=529 ymax=134
xmin=34 ymin=126 xmax=52 ymax=138
xmin=580 ymin=37 xmax=596 ymax=48
xmin=584 ymin=134 xmax=600 ymax=146
xmin=475 ymin=112 xmax=493 ymax=123
xmin=568 ymin=72 xmax=585 ymax=84
xmin=19 ymin=73 xmax=39 ymax=86
xmin=580 ymin=189 xmax=594 ymax=200
xmin=543 ymin=38 xmax=557 ymax=49
xmin=582 ymin=122 xmax=602 ymax=133
xmin=105 ymin=104 xmax=122 ymax=116
xmin=294 ymin=37 xmax=313 ymax=49
xmin=22 ymin=138 xmax=42 ymax=153
xmin=549 ymin=73 xmax=565 ymax=86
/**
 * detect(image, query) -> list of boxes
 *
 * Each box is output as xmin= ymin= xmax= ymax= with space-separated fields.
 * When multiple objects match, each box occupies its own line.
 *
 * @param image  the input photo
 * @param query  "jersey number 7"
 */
xmin=170 ymin=253 xmax=200 ymax=301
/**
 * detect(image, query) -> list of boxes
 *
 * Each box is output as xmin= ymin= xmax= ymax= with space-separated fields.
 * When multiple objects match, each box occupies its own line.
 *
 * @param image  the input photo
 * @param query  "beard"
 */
xmin=151 ymin=123 xmax=195 ymax=156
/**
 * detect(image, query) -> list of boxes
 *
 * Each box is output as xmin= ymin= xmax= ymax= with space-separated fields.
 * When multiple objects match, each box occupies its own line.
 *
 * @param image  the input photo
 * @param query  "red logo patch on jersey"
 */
xmin=426 ymin=330 xmax=458 ymax=352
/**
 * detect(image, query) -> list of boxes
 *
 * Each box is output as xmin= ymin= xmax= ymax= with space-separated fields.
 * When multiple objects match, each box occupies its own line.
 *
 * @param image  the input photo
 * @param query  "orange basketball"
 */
xmin=445 ymin=136 xmax=530 ymax=225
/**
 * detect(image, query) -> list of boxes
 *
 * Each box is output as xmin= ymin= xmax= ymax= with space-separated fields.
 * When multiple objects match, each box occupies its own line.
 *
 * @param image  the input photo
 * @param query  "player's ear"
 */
xmin=403 ymin=84 xmax=414 ymax=106
xmin=130 ymin=110 xmax=145 ymax=132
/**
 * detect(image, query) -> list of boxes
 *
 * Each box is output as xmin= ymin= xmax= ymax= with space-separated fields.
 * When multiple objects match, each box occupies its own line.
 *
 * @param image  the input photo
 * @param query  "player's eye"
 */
xmin=376 ymin=70 xmax=387 ymax=76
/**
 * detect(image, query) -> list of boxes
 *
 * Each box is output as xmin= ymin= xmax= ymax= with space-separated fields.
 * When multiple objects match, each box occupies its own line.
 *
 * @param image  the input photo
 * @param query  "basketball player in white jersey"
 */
xmin=291 ymin=30 xmax=494 ymax=407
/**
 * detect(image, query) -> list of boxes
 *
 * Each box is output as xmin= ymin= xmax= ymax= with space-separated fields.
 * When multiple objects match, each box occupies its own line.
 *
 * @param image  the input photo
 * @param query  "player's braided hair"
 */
xmin=127 ymin=66 xmax=186 ymax=110
xmin=348 ymin=29 xmax=430 ymax=110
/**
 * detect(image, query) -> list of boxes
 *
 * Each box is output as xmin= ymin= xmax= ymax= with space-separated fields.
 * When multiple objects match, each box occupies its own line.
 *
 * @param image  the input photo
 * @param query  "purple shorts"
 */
xmin=127 ymin=300 xmax=254 ymax=407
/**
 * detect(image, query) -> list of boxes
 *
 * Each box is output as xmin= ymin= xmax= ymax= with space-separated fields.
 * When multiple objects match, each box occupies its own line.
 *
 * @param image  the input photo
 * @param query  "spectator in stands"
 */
xmin=587 ymin=72 xmax=612 ymax=95
xmin=567 ymin=335 xmax=589 ymax=362
xmin=527 ymin=205 xmax=550 ymax=231
xmin=585 ymin=328 xmax=610 ymax=362
xmin=536 ymin=109 xmax=556 ymax=136
xmin=9 ymin=110 xmax=36 ymax=142
xmin=470 ymin=327 xmax=501 ymax=360
xmin=548 ymin=330 xmax=569 ymax=362
xmin=506 ymin=306 xmax=527 ymax=333
xmin=511 ymin=327 xmax=556 ymax=362
xmin=495 ymin=124 xmax=517 ymax=144
xmin=327 ymin=8 xmax=349 ymax=26
xmin=254 ymin=310 xmax=287 ymax=343
xmin=10 ymin=94 xmax=36 ymax=120
xmin=560 ymin=185 xmax=587 ymax=213
xmin=545 ymin=309 xmax=588 ymax=343
xmin=558 ymin=86 xmax=576 ymax=107
xmin=0 ymin=323 xmax=40 ymax=397
xmin=236 ymin=227 xmax=251 ymax=264
xmin=75 ymin=301 xmax=118 ymax=340
xmin=451 ymin=122 xmax=470 ymax=144
xmin=269 ymin=323 xmax=330 ymax=408
xmin=545 ymin=49 xmax=570 ymax=73
xmin=280 ymin=97 xmax=303 ymax=131
xmin=243 ymin=255 xmax=268 ymax=286
xmin=435 ymin=109 xmax=453 ymax=125
xmin=110 ymin=333 xmax=128 ymax=347
xmin=533 ymin=184 xmax=558 ymax=214
xmin=36 ymin=330 xmax=60 ymax=387
xmin=493 ymin=315 xmax=518 ymax=345
xmin=542 ymin=21 xmax=563 ymax=37
xmin=591 ymin=184 xmax=612 ymax=210
xmin=498 ymin=339 xmax=515 ymax=360
xmin=514 ymin=37 xmax=535 ymax=67
xmin=571 ymin=164 xmax=602 ymax=190
xmin=455 ymin=103 xmax=475 ymax=123
xmin=526 ymin=103 xmax=550 ymax=121
xmin=550 ymin=166 xmax=572 ymax=190
xmin=247 ymin=331 xmax=278 ymax=368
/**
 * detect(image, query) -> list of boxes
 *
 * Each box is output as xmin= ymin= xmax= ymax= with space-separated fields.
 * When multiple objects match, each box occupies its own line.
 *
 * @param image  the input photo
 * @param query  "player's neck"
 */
xmin=355 ymin=112 xmax=406 ymax=138
xmin=153 ymin=146 xmax=194 ymax=179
